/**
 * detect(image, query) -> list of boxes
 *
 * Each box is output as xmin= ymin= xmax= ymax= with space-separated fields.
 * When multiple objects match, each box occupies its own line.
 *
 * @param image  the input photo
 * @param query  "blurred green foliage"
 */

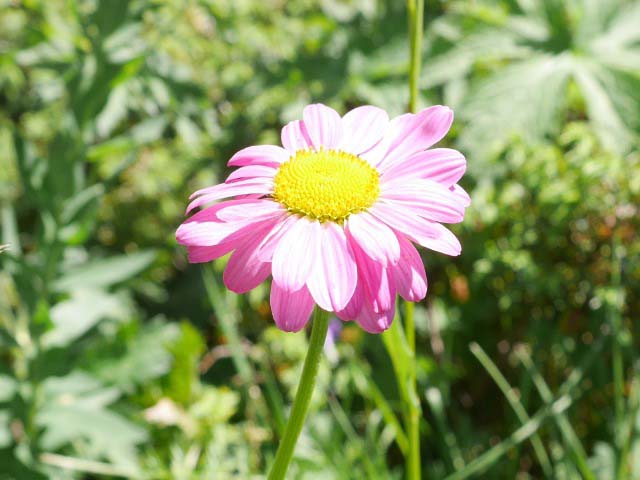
xmin=0 ymin=0 xmax=639 ymax=478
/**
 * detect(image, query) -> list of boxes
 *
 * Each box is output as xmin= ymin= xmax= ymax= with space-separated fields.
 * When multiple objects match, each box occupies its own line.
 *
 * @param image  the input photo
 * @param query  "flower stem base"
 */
xmin=268 ymin=308 xmax=330 ymax=480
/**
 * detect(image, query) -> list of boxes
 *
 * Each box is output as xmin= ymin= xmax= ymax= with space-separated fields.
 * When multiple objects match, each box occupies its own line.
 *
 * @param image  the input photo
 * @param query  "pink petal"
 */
xmin=256 ymin=214 xmax=299 ymax=262
xmin=176 ymin=217 xmax=244 ymax=246
xmin=272 ymin=217 xmax=321 ymax=291
xmin=281 ymin=120 xmax=313 ymax=153
xmin=215 ymin=199 xmax=284 ymax=222
xmin=227 ymin=145 xmax=290 ymax=167
xmin=270 ymin=282 xmax=315 ymax=332
xmin=306 ymin=222 xmax=357 ymax=311
xmin=223 ymin=224 xmax=274 ymax=293
xmin=393 ymin=235 xmax=427 ymax=301
xmin=189 ymin=178 xmax=266 ymax=200
xmin=378 ymin=106 xmax=453 ymax=170
xmin=226 ymin=165 xmax=278 ymax=183
xmin=381 ymin=148 xmax=466 ymax=186
xmin=350 ymin=240 xmax=396 ymax=313
xmin=416 ymin=222 xmax=462 ymax=257
xmin=178 ymin=200 xmax=278 ymax=246
xmin=176 ymin=199 xmax=286 ymax=246
xmin=302 ymin=104 xmax=343 ymax=149
xmin=346 ymin=212 xmax=400 ymax=266
xmin=355 ymin=302 xmax=395 ymax=334
xmin=186 ymin=179 xmax=273 ymax=213
xmin=187 ymin=244 xmax=235 ymax=263
xmin=335 ymin=281 xmax=364 ymax=321
xmin=370 ymin=202 xmax=462 ymax=256
xmin=338 ymin=106 xmax=389 ymax=155
xmin=450 ymin=184 xmax=471 ymax=207
xmin=381 ymin=179 xmax=466 ymax=223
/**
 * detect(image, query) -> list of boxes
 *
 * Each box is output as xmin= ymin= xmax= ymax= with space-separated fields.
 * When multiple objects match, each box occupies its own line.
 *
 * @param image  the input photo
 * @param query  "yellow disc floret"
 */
xmin=273 ymin=148 xmax=380 ymax=222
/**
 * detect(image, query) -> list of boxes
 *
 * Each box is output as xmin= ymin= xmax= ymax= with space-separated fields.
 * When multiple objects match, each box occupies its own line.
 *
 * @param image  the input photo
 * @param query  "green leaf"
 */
xmin=0 ymin=376 xmax=17 ymax=403
xmin=381 ymin=313 xmax=413 ymax=404
xmin=167 ymin=322 xmax=205 ymax=404
xmin=571 ymin=58 xmax=635 ymax=153
xmin=1 ymin=205 xmax=21 ymax=255
xmin=42 ymin=289 xmax=127 ymax=348
xmin=53 ymin=251 xmax=156 ymax=292
xmin=0 ymin=412 xmax=12 ymax=449
xmin=37 ymin=372 xmax=146 ymax=473
xmin=83 ymin=320 xmax=180 ymax=391
xmin=459 ymin=54 xmax=572 ymax=161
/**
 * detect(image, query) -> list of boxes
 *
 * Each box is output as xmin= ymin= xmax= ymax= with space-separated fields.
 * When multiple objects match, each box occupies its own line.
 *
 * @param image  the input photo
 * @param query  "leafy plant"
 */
xmin=424 ymin=0 xmax=640 ymax=160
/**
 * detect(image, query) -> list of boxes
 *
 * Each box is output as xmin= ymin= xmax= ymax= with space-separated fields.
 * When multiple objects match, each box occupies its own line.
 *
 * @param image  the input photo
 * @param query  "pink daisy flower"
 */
xmin=177 ymin=104 xmax=469 ymax=333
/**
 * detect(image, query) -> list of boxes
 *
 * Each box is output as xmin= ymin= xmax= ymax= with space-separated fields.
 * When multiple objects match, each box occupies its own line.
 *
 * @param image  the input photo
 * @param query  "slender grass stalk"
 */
xmin=407 ymin=0 xmax=424 ymax=113
xmin=617 ymin=367 xmax=640 ymax=479
xmin=443 ymin=394 xmax=574 ymax=480
xmin=404 ymin=301 xmax=421 ymax=480
xmin=405 ymin=1 xmax=425 ymax=477
xmin=353 ymin=362 xmax=409 ymax=454
xmin=610 ymin=236 xmax=624 ymax=437
xmin=202 ymin=267 xmax=280 ymax=436
xmin=447 ymin=340 xmax=602 ymax=480
xmin=268 ymin=308 xmax=330 ymax=480
xmin=470 ymin=343 xmax=553 ymax=476
xmin=515 ymin=347 xmax=596 ymax=480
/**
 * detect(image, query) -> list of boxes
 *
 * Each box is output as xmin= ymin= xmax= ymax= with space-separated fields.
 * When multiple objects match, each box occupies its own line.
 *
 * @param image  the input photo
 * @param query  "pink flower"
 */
xmin=177 ymin=104 xmax=469 ymax=333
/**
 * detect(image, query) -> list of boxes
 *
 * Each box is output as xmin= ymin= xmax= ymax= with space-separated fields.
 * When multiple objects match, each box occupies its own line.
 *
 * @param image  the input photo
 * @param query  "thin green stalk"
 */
xmin=470 ymin=343 xmax=553 ymax=477
xmin=447 ymin=340 xmax=600 ymax=480
xmin=404 ymin=301 xmax=421 ymax=480
xmin=202 ymin=267 xmax=253 ymax=382
xmin=405 ymin=2 xmax=425 ymax=477
xmin=515 ymin=347 xmax=596 ymax=480
xmin=443 ymin=394 xmax=574 ymax=480
xmin=327 ymin=393 xmax=379 ymax=479
xmin=353 ymin=363 xmax=409 ymax=454
xmin=407 ymin=0 xmax=424 ymax=113
xmin=202 ymin=267 xmax=283 ymax=438
xmin=268 ymin=308 xmax=330 ymax=480
xmin=610 ymin=236 xmax=624 ymax=437
xmin=617 ymin=368 xmax=640 ymax=479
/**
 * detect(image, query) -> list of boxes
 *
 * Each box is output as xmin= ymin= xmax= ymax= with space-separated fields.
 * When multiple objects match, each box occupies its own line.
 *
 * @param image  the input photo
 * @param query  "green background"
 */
xmin=1 ymin=0 xmax=639 ymax=478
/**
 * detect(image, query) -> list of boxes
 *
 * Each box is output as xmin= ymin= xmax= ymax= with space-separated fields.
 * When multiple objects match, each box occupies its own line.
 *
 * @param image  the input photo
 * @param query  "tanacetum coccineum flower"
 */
xmin=177 ymin=104 xmax=469 ymax=333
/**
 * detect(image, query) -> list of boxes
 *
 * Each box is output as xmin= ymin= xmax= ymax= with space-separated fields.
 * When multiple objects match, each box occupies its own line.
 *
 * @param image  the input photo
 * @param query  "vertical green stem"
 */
xmin=405 ymin=301 xmax=421 ymax=480
xmin=610 ymin=235 xmax=624 ymax=440
xmin=407 ymin=0 xmax=425 ymax=113
xmin=268 ymin=308 xmax=330 ymax=480
xmin=406 ymin=1 xmax=424 ymax=478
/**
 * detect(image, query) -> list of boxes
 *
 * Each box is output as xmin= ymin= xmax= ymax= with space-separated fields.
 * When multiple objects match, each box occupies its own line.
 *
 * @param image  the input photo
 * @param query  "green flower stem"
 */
xmin=268 ymin=308 xmax=330 ymax=480
xmin=405 ymin=301 xmax=421 ymax=480
xmin=407 ymin=0 xmax=425 ymax=113
xmin=406 ymin=1 xmax=424 ymax=478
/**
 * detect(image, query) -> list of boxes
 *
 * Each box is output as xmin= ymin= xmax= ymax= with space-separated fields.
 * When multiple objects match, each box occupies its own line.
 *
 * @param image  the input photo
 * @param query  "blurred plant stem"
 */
xmin=404 ymin=301 xmax=421 ymax=480
xmin=268 ymin=308 xmax=329 ymax=480
xmin=610 ymin=234 xmax=624 ymax=433
xmin=407 ymin=0 xmax=424 ymax=113
xmin=405 ymin=0 xmax=424 ymax=478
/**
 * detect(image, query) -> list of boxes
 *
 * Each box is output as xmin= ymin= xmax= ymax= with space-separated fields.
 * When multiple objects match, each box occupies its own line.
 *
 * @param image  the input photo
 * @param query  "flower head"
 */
xmin=177 ymin=104 xmax=469 ymax=333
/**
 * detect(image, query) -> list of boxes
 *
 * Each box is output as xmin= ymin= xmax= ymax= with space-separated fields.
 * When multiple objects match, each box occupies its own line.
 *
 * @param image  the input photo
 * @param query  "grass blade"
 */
xmin=470 ymin=342 xmax=553 ymax=477
xmin=515 ymin=346 xmax=597 ymax=480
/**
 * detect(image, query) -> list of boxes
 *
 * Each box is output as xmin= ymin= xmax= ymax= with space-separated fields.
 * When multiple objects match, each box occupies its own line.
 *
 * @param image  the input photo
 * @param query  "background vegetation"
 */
xmin=1 ymin=0 xmax=639 ymax=478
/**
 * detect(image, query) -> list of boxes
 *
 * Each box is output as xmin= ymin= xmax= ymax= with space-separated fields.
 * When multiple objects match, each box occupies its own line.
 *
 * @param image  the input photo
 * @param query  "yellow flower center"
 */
xmin=273 ymin=148 xmax=380 ymax=222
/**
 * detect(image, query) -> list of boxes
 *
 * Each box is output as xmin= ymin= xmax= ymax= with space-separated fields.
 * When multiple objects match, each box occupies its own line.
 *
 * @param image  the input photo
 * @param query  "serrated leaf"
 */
xmin=459 ymin=54 xmax=571 ymax=161
xmin=572 ymin=59 xmax=635 ymax=153
xmin=37 ymin=371 xmax=146 ymax=473
xmin=42 ymin=289 xmax=127 ymax=348
xmin=53 ymin=251 xmax=156 ymax=292
xmin=83 ymin=320 xmax=180 ymax=391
